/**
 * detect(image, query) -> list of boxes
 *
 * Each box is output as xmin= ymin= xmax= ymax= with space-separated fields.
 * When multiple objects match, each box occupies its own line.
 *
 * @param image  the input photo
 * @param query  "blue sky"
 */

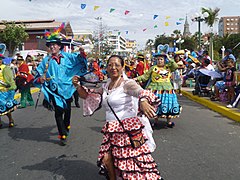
xmin=1 ymin=0 xmax=240 ymax=49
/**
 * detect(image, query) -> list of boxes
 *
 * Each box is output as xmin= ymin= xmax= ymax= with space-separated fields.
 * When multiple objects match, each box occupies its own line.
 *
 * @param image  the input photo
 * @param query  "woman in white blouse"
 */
xmin=72 ymin=55 xmax=163 ymax=180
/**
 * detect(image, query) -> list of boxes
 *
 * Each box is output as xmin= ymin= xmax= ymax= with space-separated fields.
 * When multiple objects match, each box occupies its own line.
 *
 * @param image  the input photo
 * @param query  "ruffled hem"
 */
xmin=97 ymin=117 xmax=161 ymax=179
xmin=152 ymin=89 xmax=182 ymax=118
xmin=0 ymin=100 xmax=19 ymax=116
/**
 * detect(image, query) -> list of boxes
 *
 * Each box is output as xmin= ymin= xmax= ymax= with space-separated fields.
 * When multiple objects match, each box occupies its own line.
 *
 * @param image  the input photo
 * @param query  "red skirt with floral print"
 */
xmin=98 ymin=117 xmax=161 ymax=180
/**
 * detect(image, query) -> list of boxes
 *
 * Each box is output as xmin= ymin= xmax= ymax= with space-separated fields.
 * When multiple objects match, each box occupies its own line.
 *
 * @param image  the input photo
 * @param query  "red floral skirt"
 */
xmin=98 ymin=117 xmax=161 ymax=179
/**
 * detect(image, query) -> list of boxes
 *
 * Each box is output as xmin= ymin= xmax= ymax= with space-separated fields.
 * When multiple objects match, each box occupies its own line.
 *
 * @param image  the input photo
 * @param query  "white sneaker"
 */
xmin=226 ymin=104 xmax=233 ymax=108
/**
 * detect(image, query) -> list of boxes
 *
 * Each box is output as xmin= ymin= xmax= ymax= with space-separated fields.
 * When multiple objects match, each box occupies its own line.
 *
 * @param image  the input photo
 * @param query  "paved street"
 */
xmin=1 ymin=93 xmax=240 ymax=180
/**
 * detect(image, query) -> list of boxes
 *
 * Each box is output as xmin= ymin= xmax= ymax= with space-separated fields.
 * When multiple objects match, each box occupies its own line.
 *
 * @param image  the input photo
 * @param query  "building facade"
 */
xmin=0 ymin=19 xmax=73 ymax=52
xmin=218 ymin=16 xmax=240 ymax=37
xmin=73 ymin=30 xmax=93 ymax=53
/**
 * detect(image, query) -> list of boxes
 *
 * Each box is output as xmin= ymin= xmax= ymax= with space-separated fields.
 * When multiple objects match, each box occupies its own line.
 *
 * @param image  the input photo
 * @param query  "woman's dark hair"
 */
xmin=174 ymin=54 xmax=179 ymax=60
xmin=107 ymin=55 xmax=124 ymax=67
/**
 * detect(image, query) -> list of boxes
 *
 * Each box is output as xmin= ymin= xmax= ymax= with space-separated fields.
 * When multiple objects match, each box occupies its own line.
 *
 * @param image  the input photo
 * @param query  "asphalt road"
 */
xmin=1 ymin=92 xmax=240 ymax=180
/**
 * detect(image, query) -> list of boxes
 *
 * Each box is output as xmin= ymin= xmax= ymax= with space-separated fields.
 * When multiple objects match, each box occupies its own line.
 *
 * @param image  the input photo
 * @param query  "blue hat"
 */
xmin=152 ymin=44 xmax=169 ymax=57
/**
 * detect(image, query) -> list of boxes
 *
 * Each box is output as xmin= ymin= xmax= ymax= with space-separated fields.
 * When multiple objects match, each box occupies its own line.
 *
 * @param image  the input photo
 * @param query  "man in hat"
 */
xmin=34 ymin=28 xmax=88 ymax=146
xmin=0 ymin=54 xmax=19 ymax=128
xmin=16 ymin=55 xmax=34 ymax=108
xmin=135 ymin=53 xmax=149 ymax=76
xmin=135 ymin=54 xmax=145 ymax=76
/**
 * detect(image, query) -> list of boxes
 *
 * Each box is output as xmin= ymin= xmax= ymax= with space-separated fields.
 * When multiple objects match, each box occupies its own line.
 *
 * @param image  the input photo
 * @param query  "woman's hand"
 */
xmin=140 ymin=100 xmax=157 ymax=119
xmin=72 ymin=75 xmax=80 ymax=87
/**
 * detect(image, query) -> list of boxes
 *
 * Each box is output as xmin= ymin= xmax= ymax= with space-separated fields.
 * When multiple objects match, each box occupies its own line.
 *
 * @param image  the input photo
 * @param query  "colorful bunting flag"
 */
xmin=118 ymin=32 xmax=121 ymax=35
xmin=165 ymin=22 xmax=169 ymax=26
xmin=124 ymin=10 xmax=130 ymax=15
xmin=143 ymin=28 xmax=147 ymax=32
xmin=154 ymin=25 xmax=158 ymax=28
xmin=179 ymin=18 xmax=184 ymax=21
xmin=94 ymin=6 xmax=100 ymax=11
xmin=165 ymin=16 xmax=171 ymax=19
xmin=110 ymin=8 xmax=115 ymax=13
xmin=153 ymin=15 xmax=158 ymax=20
xmin=95 ymin=17 xmax=102 ymax=20
xmin=176 ymin=22 xmax=182 ymax=25
xmin=66 ymin=1 xmax=71 ymax=8
xmin=81 ymin=4 xmax=86 ymax=9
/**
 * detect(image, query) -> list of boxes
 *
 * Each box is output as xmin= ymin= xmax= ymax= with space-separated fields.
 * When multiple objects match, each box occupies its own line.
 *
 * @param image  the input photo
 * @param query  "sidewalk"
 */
xmin=182 ymin=87 xmax=240 ymax=122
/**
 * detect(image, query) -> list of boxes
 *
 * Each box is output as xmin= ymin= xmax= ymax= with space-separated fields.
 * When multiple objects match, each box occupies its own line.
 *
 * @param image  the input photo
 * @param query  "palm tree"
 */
xmin=145 ymin=39 xmax=154 ymax=52
xmin=173 ymin=29 xmax=181 ymax=38
xmin=201 ymin=7 xmax=220 ymax=60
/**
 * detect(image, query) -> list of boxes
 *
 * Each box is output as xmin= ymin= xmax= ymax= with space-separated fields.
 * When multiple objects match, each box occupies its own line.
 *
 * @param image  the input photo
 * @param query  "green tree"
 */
xmin=173 ymin=29 xmax=181 ymax=38
xmin=201 ymin=7 xmax=220 ymax=60
xmin=0 ymin=21 xmax=29 ymax=56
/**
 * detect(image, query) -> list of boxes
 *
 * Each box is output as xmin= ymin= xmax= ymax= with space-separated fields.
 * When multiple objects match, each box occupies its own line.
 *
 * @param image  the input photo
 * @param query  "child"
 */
xmin=225 ymin=59 xmax=237 ymax=103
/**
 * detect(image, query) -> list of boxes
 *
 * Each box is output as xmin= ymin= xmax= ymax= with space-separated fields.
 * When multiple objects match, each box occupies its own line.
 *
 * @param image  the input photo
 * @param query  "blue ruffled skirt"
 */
xmin=0 ymin=90 xmax=19 ymax=115
xmin=154 ymin=89 xmax=181 ymax=118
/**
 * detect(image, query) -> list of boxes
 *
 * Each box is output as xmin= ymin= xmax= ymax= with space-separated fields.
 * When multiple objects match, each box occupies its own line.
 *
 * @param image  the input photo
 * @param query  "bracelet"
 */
xmin=140 ymin=98 xmax=147 ymax=102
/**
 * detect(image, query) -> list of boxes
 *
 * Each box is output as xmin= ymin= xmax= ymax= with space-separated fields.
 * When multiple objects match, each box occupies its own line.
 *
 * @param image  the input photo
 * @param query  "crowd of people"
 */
xmin=0 ymin=26 xmax=239 ymax=179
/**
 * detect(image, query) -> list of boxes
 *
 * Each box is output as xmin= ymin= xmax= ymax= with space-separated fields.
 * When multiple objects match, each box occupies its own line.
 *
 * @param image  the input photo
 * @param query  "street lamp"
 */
xmin=192 ymin=13 xmax=207 ymax=49
xmin=176 ymin=38 xmax=184 ymax=50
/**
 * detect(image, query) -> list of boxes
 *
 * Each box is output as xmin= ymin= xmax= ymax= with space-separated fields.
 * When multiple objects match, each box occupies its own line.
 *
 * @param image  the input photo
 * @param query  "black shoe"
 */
xmin=166 ymin=122 xmax=175 ymax=128
xmin=59 ymin=139 xmax=67 ymax=146
xmin=59 ymin=135 xmax=67 ymax=146
xmin=75 ymin=102 xmax=80 ymax=108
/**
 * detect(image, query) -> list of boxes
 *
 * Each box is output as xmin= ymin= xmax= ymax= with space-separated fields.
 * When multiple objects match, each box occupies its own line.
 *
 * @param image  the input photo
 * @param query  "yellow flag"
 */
xmin=94 ymin=6 xmax=100 ymax=11
xmin=165 ymin=22 xmax=169 ymax=26
xmin=165 ymin=16 xmax=171 ymax=19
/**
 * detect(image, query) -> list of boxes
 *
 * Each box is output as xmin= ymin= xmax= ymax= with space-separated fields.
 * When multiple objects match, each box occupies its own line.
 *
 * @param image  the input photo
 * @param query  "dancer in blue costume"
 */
xmin=135 ymin=44 xmax=182 ymax=128
xmin=0 ymin=54 xmax=19 ymax=128
xmin=34 ymin=24 xmax=88 ymax=145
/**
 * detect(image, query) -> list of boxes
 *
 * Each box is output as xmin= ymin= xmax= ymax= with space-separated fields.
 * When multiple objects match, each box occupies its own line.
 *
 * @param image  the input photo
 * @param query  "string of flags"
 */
xmin=29 ymin=1 xmax=186 ymax=35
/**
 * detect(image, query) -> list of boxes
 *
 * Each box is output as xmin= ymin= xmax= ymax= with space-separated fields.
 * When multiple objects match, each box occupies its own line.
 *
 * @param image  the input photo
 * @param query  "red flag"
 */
xmin=143 ymin=28 xmax=147 ymax=32
xmin=124 ymin=10 xmax=130 ymax=15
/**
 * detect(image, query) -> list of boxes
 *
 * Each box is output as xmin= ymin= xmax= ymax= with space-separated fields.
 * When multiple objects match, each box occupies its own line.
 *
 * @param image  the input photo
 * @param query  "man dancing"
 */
xmin=34 ymin=23 xmax=88 ymax=145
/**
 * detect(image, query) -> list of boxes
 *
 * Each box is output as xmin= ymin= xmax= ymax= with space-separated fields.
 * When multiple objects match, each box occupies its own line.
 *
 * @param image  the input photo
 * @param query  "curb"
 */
xmin=182 ymin=90 xmax=240 ymax=122
xmin=14 ymin=88 xmax=40 ymax=99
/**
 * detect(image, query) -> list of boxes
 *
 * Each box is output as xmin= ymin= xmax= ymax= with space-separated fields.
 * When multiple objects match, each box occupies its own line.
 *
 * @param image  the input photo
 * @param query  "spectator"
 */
xmin=222 ymin=49 xmax=236 ymax=62
xmin=16 ymin=55 xmax=34 ymax=108
xmin=225 ymin=59 xmax=237 ymax=103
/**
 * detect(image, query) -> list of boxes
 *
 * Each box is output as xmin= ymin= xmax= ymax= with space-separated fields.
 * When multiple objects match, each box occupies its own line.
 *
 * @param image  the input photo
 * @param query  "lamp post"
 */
xmin=176 ymin=37 xmax=184 ymax=50
xmin=221 ymin=46 xmax=225 ymax=59
xmin=192 ymin=13 xmax=206 ymax=49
